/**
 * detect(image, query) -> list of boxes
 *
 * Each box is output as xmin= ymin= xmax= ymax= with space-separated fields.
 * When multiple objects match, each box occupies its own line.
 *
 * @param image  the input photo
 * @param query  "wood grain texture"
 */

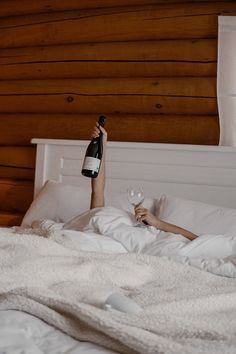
xmin=0 ymin=38 xmax=217 ymax=79
xmin=0 ymin=166 xmax=34 ymax=180
xmin=0 ymin=146 xmax=35 ymax=168
xmin=0 ymin=61 xmax=217 ymax=80
xmin=0 ymin=146 xmax=35 ymax=179
xmin=0 ymin=211 xmax=24 ymax=227
xmin=0 ymin=114 xmax=219 ymax=145
xmin=0 ymin=77 xmax=216 ymax=96
xmin=0 ymin=0 xmax=228 ymax=17
xmin=0 ymin=77 xmax=217 ymax=115
xmin=0 ymin=2 xmax=236 ymax=48
xmin=0 ymin=39 xmax=217 ymax=64
xmin=0 ymin=179 xmax=34 ymax=213
xmin=0 ymin=94 xmax=217 ymax=115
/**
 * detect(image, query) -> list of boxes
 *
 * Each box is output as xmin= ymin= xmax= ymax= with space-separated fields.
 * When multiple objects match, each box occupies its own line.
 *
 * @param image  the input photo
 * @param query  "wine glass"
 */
xmin=127 ymin=187 xmax=148 ymax=226
xmin=127 ymin=187 xmax=145 ymax=208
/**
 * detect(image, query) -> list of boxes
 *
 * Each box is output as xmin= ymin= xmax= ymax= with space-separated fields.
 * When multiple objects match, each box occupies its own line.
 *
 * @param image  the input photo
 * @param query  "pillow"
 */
xmin=155 ymin=195 xmax=236 ymax=236
xmin=22 ymin=180 xmax=155 ymax=226
xmin=21 ymin=180 xmax=90 ymax=226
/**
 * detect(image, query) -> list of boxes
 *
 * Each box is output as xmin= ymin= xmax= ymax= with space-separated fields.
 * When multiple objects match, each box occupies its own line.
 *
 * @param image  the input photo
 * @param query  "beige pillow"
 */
xmin=21 ymin=180 xmax=90 ymax=226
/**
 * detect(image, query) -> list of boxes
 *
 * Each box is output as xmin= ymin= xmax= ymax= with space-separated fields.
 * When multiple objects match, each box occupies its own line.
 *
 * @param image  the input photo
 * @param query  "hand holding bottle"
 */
xmin=91 ymin=123 xmax=107 ymax=145
xmin=81 ymin=115 xmax=106 ymax=178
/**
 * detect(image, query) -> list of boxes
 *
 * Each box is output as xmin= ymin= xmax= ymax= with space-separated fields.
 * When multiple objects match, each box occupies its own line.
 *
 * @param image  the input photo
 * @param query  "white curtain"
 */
xmin=217 ymin=16 xmax=236 ymax=146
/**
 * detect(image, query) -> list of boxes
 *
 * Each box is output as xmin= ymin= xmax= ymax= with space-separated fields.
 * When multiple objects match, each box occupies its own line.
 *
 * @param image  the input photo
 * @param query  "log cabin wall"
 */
xmin=0 ymin=0 xmax=235 ymax=226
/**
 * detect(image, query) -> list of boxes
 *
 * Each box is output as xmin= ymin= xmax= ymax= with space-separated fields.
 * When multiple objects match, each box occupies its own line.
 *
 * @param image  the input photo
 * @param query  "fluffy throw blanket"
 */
xmin=0 ymin=219 xmax=236 ymax=354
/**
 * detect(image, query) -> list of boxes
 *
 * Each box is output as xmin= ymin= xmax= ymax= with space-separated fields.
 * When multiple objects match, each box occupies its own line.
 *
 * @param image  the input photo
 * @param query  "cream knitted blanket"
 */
xmin=0 ymin=226 xmax=236 ymax=354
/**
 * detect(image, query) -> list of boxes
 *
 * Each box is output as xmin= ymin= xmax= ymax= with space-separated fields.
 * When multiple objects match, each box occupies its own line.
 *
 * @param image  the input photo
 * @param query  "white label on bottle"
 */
xmin=82 ymin=156 xmax=100 ymax=172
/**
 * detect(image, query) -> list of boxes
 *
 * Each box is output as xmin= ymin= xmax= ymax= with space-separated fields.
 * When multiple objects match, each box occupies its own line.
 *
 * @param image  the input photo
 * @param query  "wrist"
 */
xmin=153 ymin=218 xmax=160 ymax=229
xmin=154 ymin=218 xmax=162 ymax=229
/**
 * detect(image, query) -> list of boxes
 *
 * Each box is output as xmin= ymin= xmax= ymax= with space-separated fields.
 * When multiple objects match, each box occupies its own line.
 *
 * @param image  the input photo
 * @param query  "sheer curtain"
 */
xmin=217 ymin=16 xmax=236 ymax=146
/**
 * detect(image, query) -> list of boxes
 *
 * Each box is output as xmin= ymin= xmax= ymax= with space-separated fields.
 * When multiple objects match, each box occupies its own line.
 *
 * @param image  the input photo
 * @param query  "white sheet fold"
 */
xmin=63 ymin=207 xmax=236 ymax=277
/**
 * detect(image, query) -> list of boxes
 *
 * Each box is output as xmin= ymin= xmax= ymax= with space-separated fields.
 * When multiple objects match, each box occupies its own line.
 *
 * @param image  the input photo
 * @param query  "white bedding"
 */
xmin=62 ymin=207 xmax=236 ymax=277
xmin=1 ymin=207 xmax=236 ymax=354
xmin=0 ymin=310 xmax=117 ymax=354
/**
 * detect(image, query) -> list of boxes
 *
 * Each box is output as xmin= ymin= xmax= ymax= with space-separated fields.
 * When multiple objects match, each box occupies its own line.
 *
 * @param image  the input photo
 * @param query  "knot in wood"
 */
xmin=67 ymin=96 xmax=74 ymax=103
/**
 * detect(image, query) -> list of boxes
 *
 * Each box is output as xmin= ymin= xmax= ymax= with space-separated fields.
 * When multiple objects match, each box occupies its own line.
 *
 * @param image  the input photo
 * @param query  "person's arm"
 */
xmin=135 ymin=206 xmax=197 ymax=241
xmin=90 ymin=124 xmax=107 ymax=209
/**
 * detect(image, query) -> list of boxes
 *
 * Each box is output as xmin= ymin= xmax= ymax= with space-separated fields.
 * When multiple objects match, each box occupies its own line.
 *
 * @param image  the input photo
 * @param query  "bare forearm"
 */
xmin=157 ymin=219 xmax=197 ymax=241
xmin=135 ymin=205 xmax=198 ymax=241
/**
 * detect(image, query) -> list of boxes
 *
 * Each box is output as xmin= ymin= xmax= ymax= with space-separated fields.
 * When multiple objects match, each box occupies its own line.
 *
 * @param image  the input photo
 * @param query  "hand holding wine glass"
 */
xmin=127 ymin=187 xmax=148 ymax=225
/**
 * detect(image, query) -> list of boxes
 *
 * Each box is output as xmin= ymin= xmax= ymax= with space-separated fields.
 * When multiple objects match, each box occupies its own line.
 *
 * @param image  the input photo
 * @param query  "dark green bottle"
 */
xmin=81 ymin=115 xmax=106 ymax=178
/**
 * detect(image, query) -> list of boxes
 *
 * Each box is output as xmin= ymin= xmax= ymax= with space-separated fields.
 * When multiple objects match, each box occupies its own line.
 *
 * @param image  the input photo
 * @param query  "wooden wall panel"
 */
xmin=0 ymin=95 xmax=217 ymax=115
xmin=0 ymin=77 xmax=217 ymax=115
xmin=0 ymin=0 xmax=227 ymax=17
xmin=0 ymin=3 xmax=236 ymax=48
xmin=0 ymin=61 xmax=216 ymax=80
xmin=0 ymin=39 xmax=217 ymax=79
xmin=0 ymin=0 xmax=233 ymax=226
xmin=0 ymin=147 xmax=35 ymax=168
xmin=0 ymin=167 xmax=34 ymax=181
xmin=0 ymin=114 xmax=219 ymax=145
xmin=0 ymin=78 xmax=216 ymax=96
xmin=0 ymin=39 xmax=217 ymax=64
xmin=0 ymin=1 xmax=159 ymax=17
xmin=0 ymin=146 xmax=35 ymax=178
xmin=0 ymin=179 xmax=34 ymax=213
xmin=0 ymin=211 xmax=24 ymax=227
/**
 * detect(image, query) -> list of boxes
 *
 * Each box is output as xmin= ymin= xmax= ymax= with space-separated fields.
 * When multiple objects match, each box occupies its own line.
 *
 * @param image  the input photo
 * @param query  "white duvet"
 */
xmin=60 ymin=206 xmax=236 ymax=278
xmin=0 ymin=207 xmax=236 ymax=354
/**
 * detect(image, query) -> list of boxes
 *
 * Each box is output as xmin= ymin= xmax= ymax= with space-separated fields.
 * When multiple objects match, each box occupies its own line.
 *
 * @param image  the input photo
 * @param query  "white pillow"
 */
xmin=156 ymin=195 xmax=236 ymax=236
xmin=21 ymin=180 xmax=91 ymax=226
xmin=22 ymin=180 xmax=155 ymax=226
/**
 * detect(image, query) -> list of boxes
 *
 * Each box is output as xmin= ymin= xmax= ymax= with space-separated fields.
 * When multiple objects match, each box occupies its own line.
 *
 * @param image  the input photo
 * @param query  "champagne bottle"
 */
xmin=81 ymin=115 xmax=106 ymax=178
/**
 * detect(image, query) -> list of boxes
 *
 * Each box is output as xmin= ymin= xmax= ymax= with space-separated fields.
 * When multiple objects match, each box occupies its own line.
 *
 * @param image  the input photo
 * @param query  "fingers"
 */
xmin=135 ymin=207 xmax=149 ymax=222
xmin=99 ymin=125 xmax=108 ymax=141
xmin=91 ymin=125 xmax=100 ymax=139
xmin=135 ymin=206 xmax=147 ymax=214
xmin=91 ymin=124 xmax=107 ymax=139
xmin=136 ymin=212 xmax=148 ymax=220
xmin=99 ymin=125 xmax=106 ymax=134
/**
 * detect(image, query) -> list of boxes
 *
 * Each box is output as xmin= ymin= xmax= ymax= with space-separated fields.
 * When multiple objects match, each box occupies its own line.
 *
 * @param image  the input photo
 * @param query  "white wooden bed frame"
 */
xmin=32 ymin=139 xmax=236 ymax=209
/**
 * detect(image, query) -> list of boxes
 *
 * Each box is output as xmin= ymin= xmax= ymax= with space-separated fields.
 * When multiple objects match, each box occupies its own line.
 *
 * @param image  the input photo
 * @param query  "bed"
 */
xmin=1 ymin=138 xmax=236 ymax=354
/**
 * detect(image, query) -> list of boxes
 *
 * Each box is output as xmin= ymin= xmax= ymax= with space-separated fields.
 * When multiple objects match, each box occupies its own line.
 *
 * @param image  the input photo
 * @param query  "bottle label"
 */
xmin=82 ymin=156 xmax=100 ymax=172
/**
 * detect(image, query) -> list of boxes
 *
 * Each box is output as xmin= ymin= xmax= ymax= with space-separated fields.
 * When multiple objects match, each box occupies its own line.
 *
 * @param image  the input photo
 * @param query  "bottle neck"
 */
xmin=93 ymin=131 xmax=103 ymax=142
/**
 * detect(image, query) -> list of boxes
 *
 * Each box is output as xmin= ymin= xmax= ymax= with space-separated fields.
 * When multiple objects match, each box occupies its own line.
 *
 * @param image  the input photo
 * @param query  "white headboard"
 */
xmin=32 ymin=139 xmax=236 ymax=209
